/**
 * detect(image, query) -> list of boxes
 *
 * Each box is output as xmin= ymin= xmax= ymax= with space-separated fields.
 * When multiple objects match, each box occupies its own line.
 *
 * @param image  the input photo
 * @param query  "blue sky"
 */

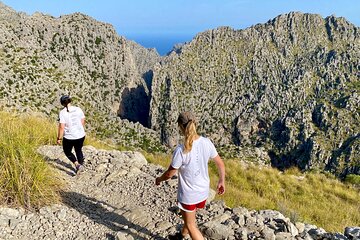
xmin=2 ymin=0 xmax=359 ymax=55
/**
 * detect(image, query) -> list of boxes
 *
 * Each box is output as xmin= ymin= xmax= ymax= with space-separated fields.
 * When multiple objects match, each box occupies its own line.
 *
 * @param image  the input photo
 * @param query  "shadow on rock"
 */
xmin=44 ymin=156 xmax=75 ymax=177
xmin=60 ymin=191 xmax=166 ymax=240
xmin=118 ymin=85 xmax=150 ymax=127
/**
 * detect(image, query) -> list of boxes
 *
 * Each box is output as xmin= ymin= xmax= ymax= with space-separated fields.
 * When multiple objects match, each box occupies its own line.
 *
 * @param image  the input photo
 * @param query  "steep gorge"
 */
xmin=0 ymin=3 xmax=359 ymax=177
xmin=149 ymin=12 xmax=360 ymax=177
xmin=0 ymin=2 xmax=163 ymax=151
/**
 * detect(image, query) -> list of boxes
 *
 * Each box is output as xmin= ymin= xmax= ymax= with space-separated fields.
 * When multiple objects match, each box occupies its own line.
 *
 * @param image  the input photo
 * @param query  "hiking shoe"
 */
xmin=75 ymin=165 xmax=84 ymax=174
xmin=168 ymin=232 xmax=184 ymax=240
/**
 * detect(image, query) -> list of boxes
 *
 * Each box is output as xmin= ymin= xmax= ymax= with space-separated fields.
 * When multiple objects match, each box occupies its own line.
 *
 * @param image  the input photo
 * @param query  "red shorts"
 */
xmin=179 ymin=199 xmax=206 ymax=212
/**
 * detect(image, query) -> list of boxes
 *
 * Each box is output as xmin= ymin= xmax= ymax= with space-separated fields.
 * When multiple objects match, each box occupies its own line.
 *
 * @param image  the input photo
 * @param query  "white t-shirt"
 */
xmin=59 ymin=106 xmax=85 ymax=140
xmin=171 ymin=136 xmax=218 ymax=204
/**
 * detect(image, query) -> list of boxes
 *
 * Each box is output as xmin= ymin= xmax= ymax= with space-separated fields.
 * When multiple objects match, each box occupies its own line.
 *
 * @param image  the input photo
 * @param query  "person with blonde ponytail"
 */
xmin=156 ymin=111 xmax=225 ymax=240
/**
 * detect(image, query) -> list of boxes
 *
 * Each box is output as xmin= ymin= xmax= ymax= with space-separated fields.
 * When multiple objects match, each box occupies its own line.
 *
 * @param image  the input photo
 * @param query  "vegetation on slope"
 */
xmin=1 ymin=110 xmax=358 ymax=232
xmin=0 ymin=111 xmax=62 ymax=209
xmin=0 ymin=111 xmax=113 ymax=209
xmin=212 ymin=161 xmax=360 ymax=232
xmin=145 ymin=152 xmax=360 ymax=232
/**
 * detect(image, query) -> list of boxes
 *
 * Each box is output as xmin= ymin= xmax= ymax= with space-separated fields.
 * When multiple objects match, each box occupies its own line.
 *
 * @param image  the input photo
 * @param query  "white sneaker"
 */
xmin=75 ymin=165 xmax=84 ymax=174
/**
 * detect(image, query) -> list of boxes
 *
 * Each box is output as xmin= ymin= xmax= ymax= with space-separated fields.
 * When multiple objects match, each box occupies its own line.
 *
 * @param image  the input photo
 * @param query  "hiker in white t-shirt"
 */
xmin=56 ymin=95 xmax=86 ymax=174
xmin=156 ymin=111 xmax=225 ymax=240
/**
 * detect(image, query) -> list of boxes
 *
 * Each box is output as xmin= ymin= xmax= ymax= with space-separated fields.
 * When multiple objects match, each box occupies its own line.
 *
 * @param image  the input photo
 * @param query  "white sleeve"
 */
xmin=207 ymin=138 xmax=218 ymax=159
xmin=171 ymin=145 xmax=184 ymax=169
xmin=79 ymin=108 xmax=85 ymax=119
xmin=59 ymin=111 xmax=66 ymax=124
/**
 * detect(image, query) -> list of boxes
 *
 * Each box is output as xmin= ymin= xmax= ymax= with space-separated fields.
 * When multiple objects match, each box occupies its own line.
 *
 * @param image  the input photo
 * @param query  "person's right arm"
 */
xmin=213 ymin=155 xmax=225 ymax=195
xmin=156 ymin=146 xmax=182 ymax=185
xmin=155 ymin=165 xmax=177 ymax=185
xmin=57 ymin=123 xmax=65 ymax=145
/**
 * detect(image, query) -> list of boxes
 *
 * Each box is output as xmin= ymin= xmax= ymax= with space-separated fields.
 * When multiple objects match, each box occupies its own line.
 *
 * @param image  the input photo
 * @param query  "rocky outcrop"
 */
xmin=149 ymin=12 xmax=360 ymax=177
xmin=0 ymin=145 xmax=358 ymax=240
xmin=127 ymin=40 xmax=161 ymax=91
xmin=119 ymin=41 xmax=161 ymax=127
xmin=0 ymin=3 xmax=359 ymax=178
xmin=0 ymin=2 xmax=159 ymax=143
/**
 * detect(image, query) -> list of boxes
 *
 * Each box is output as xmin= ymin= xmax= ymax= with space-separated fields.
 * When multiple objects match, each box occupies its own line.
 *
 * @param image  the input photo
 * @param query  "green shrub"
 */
xmin=345 ymin=174 xmax=360 ymax=185
xmin=95 ymin=37 xmax=102 ymax=45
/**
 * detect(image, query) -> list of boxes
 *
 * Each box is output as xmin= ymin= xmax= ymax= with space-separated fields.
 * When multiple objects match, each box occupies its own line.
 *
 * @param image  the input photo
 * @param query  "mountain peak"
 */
xmin=0 ymin=1 xmax=22 ymax=21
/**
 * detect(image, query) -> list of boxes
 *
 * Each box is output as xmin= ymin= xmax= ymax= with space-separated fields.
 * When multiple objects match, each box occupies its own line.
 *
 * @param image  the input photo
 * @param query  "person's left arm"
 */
xmin=213 ymin=155 xmax=226 ymax=195
xmin=208 ymin=138 xmax=225 ymax=195
xmin=80 ymin=108 xmax=85 ymax=127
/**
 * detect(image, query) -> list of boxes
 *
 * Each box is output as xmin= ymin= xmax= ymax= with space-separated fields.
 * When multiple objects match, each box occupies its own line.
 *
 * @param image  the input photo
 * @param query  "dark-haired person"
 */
xmin=156 ymin=111 xmax=225 ymax=240
xmin=56 ymin=95 xmax=86 ymax=174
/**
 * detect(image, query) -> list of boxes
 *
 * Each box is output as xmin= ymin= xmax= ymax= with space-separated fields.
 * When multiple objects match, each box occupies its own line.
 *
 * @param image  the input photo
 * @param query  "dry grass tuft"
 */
xmin=0 ymin=112 xmax=63 ymax=209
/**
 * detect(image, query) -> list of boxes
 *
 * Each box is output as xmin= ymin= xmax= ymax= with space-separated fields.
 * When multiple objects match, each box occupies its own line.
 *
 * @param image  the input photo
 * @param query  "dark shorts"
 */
xmin=178 ymin=199 xmax=206 ymax=212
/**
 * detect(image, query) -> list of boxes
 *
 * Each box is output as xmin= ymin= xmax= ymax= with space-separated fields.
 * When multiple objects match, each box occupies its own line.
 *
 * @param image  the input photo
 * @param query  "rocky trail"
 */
xmin=0 ymin=146 xmax=359 ymax=240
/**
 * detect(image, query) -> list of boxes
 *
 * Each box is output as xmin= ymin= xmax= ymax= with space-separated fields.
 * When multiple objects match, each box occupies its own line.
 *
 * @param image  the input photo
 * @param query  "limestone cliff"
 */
xmin=150 ymin=12 xmax=360 ymax=177
xmin=0 ymin=2 xmax=164 ymax=151
xmin=0 ymin=3 xmax=359 ymax=177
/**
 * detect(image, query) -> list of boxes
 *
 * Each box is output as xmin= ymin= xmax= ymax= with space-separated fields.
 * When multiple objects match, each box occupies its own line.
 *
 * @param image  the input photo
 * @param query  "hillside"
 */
xmin=149 ymin=12 xmax=360 ymax=177
xmin=0 ymin=110 xmax=358 ymax=239
xmin=0 ymin=145 xmax=358 ymax=240
xmin=0 ymin=2 xmax=163 ymax=152
xmin=0 ymin=3 xmax=359 ymax=177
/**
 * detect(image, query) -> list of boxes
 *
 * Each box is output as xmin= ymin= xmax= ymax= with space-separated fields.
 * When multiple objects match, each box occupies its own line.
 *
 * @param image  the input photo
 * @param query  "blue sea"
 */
xmin=125 ymin=34 xmax=195 ymax=56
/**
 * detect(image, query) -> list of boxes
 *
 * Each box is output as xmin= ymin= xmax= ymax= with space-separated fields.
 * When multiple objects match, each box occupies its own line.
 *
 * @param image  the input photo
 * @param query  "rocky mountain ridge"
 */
xmin=0 ymin=145 xmax=359 ymax=240
xmin=0 ymin=2 xmax=163 ymax=152
xmin=0 ymin=2 xmax=359 ymax=177
xmin=149 ymin=12 xmax=360 ymax=177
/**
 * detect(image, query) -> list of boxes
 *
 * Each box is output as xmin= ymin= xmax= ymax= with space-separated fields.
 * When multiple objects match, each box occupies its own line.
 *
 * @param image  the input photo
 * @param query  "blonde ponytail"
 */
xmin=183 ymin=120 xmax=197 ymax=153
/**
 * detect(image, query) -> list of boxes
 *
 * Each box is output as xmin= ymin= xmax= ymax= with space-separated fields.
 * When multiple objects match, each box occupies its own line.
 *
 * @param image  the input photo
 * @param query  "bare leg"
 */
xmin=181 ymin=221 xmax=189 ymax=237
xmin=181 ymin=210 xmax=204 ymax=240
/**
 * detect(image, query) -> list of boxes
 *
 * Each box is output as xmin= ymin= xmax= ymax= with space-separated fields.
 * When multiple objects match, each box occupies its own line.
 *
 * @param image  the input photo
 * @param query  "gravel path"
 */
xmin=0 ymin=145 xmax=358 ymax=240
